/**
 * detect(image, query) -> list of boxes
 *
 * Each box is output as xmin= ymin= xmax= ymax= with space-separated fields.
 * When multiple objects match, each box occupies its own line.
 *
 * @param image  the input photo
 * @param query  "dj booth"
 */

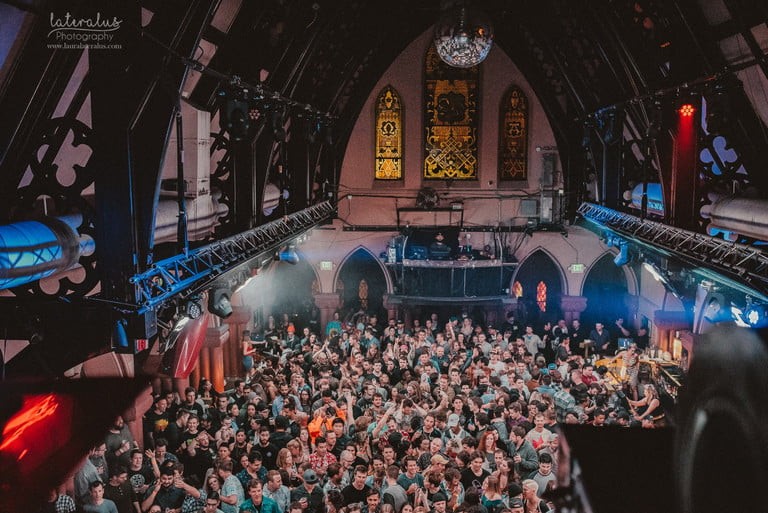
xmin=384 ymin=226 xmax=517 ymax=299
xmin=391 ymin=258 xmax=517 ymax=297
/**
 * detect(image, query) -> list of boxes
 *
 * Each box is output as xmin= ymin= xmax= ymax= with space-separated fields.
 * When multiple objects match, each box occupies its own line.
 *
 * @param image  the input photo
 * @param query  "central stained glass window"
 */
xmin=423 ymin=43 xmax=479 ymax=180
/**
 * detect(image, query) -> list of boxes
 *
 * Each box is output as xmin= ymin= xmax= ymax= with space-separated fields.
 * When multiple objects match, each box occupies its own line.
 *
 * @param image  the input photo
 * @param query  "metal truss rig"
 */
xmin=578 ymin=202 xmax=768 ymax=298
xmin=131 ymin=201 xmax=335 ymax=313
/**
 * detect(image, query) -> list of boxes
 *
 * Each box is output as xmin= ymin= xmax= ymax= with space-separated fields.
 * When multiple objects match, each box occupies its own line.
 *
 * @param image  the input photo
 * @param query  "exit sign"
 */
xmin=320 ymin=261 xmax=333 ymax=270
xmin=568 ymin=263 xmax=585 ymax=274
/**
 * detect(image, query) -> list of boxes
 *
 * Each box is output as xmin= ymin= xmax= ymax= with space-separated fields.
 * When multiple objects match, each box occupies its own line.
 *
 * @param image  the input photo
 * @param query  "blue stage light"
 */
xmin=744 ymin=304 xmax=768 ymax=328
xmin=613 ymin=243 xmax=629 ymax=266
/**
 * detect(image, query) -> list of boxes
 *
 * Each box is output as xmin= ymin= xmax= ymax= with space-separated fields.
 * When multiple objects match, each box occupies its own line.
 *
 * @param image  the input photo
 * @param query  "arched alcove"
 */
xmin=335 ymin=247 xmax=389 ymax=320
xmin=581 ymin=252 xmax=631 ymax=327
xmin=512 ymin=249 xmax=565 ymax=326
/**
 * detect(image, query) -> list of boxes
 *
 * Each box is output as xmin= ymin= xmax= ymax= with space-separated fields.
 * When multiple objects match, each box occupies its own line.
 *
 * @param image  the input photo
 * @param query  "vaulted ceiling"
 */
xmin=0 ymin=0 xmax=767 ymax=375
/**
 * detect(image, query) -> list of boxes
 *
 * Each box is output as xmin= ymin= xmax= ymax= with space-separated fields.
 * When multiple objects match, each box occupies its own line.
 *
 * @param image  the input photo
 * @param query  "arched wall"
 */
xmin=511 ymin=246 xmax=568 ymax=295
xmin=291 ymin=24 xmax=641 ymax=326
xmin=580 ymin=251 xmax=639 ymax=297
xmin=333 ymin=245 xmax=394 ymax=295
xmin=338 ymin=26 xmax=558 ymax=228
xmin=510 ymin=226 xmax=611 ymax=297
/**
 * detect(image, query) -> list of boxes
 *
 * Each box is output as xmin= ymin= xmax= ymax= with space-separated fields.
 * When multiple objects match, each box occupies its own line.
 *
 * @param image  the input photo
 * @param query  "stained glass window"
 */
xmin=512 ymin=281 xmax=523 ymax=298
xmin=375 ymin=85 xmax=403 ymax=180
xmin=423 ymin=44 xmax=479 ymax=180
xmin=499 ymin=85 xmax=529 ymax=181
xmin=536 ymin=281 xmax=547 ymax=312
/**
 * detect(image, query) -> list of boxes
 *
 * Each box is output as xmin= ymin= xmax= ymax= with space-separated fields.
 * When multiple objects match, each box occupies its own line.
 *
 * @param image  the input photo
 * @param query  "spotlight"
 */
xmin=613 ymin=242 xmax=629 ymax=266
xmin=208 ymin=288 xmax=233 ymax=319
xmin=744 ymin=304 xmax=768 ymax=328
xmin=678 ymin=103 xmax=695 ymax=117
xmin=702 ymin=293 xmax=729 ymax=323
xmin=112 ymin=318 xmax=132 ymax=354
xmin=185 ymin=298 xmax=203 ymax=319
xmin=704 ymin=82 xmax=732 ymax=135
xmin=278 ymin=246 xmax=299 ymax=265
xmin=219 ymin=91 xmax=250 ymax=142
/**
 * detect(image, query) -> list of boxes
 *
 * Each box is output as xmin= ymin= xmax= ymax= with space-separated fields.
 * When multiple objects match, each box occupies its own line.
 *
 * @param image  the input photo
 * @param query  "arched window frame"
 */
xmin=423 ymin=44 xmax=479 ymax=180
xmin=499 ymin=84 xmax=529 ymax=181
xmin=374 ymin=85 xmax=404 ymax=180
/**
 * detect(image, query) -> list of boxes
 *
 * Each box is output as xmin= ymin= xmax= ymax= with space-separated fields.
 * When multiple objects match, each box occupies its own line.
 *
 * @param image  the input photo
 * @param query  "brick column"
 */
xmin=313 ymin=292 xmax=342 ymax=335
xmin=382 ymin=294 xmax=401 ymax=322
xmin=559 ymin=295 xmax=588 ymax=324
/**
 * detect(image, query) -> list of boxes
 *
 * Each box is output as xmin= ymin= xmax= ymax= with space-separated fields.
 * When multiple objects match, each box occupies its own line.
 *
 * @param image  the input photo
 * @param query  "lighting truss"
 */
xmin=131 ymin=201 xmax=335 ymax=313
xmin=578 ymin=203 xmax=768 ymax=299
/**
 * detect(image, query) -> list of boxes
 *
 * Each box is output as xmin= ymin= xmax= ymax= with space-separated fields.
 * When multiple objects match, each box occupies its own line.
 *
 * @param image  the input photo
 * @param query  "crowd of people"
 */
xmin=54 ymin=309 xmax=666 ymax=513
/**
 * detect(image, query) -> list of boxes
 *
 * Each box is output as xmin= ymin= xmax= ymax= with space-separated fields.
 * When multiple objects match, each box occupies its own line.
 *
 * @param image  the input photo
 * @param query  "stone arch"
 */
xmin=511 ymin=247 xmax=567 ymax=325
xmin=334 ymin=246 xmax=392 ymax=319
xmin=580 ymin=251 xmax=637 ymax=327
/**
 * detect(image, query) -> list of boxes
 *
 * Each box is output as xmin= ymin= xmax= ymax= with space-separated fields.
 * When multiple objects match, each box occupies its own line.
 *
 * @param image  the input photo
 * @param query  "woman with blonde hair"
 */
xmin=522 ymin=479 xmax=546 ymax=513
xmin=481 ymin=475 xmax=506 ymax=512
xmin=286 ymin=438 xmax=308 ymax=468
xmin=275 ymin=447 xmax=300 ymax=486
xmin=629 ymin=383 xmax=661 ymax=422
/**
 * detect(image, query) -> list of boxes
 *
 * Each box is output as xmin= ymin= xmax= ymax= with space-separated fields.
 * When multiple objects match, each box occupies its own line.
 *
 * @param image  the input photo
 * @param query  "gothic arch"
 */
xmin=334 ymin=246 xmax=392 ymax=319
xmin=580 ymin=251 xmax=637 ymax=327
xmin=511 ymin=247 xmax=567 ymax=325
xmin=580 ymin=251 xmax=638 ymax=297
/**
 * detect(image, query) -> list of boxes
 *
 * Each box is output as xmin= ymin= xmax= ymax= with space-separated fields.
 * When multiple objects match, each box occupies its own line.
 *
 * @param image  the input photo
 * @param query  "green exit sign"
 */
xmin=320 ymin=261 xmax=333 ymax=271
xmin=568 ymin=263 xmax=585 ymax=274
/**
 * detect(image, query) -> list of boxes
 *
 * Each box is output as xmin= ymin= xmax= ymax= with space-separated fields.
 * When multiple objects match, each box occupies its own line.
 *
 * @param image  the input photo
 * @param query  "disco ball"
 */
xmin=434 ymin=5 xmax=494 ymax=68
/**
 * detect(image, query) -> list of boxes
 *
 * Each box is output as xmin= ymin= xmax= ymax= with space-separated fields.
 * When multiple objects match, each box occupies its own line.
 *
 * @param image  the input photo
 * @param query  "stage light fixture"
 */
xmin=613 ymin=242 xmax=629 ymax=266
xmin=112 ymin=318 xmax=132 ymax=354
xmin=702 ymin=293 xmax=730 ymax=323
xmin=208 ymin=288 xmax=233 ymax=319
xmin=678 ymin=103 xmax=695 ymax=117
xmin=744 ymin=304 xmax=768 ymax=328
xmin=185 ymin=298 xmax=203 ymax=319
xmin=278 ymin=246 xmax=299 ymax=265
xmin=218 ymin=91 xmax=250 ymax=142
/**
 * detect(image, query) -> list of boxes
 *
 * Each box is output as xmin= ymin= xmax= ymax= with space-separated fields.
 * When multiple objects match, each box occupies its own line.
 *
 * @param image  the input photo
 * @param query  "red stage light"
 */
xmin=678 ymin=103 xmax=695 ymax=117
